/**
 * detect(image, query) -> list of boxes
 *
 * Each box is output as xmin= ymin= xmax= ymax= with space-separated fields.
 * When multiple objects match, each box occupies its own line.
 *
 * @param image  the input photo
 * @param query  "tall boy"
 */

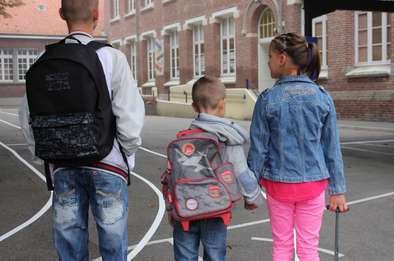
xmin=172 ymin=76 xmax=263 ymax=261
xmin=18 ymin=1 xmax=144 ymax=260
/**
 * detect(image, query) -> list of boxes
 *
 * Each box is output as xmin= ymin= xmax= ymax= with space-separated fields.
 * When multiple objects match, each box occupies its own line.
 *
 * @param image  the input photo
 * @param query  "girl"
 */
xmin=247 ymin=32 xmax=348 ymax=261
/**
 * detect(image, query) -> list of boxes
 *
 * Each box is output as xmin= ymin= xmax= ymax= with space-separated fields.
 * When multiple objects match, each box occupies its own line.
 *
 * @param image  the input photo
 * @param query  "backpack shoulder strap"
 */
xmin=87 ymin=41 xmax=112 ymax=51
xmin=176 ymin=128 xmax=206 ymax=138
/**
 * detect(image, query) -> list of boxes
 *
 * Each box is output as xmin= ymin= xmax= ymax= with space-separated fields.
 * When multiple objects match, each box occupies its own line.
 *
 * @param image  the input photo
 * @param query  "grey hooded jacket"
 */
xmin=191 ymin=113 xmax=263 ymax=206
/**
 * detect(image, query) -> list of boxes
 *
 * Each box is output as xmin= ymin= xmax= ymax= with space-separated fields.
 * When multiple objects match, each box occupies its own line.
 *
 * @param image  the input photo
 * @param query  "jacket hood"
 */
xmin=190 ymin=113 xmax=249 ymax=145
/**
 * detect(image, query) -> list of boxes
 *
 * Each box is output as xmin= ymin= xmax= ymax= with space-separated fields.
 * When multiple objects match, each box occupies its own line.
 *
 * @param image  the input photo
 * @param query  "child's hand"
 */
xmin=328 ymin=194 xmax=348 ymax=213
xmin=244 ymin=200 xmax=258 ymax=210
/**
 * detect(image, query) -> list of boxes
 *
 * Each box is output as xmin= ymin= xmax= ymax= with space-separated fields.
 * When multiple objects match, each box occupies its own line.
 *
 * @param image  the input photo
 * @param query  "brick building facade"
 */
xmin=0 ymin=0 xmax=106 ymax=97
xmin=106 ymin=0 xmax=394 ymax=121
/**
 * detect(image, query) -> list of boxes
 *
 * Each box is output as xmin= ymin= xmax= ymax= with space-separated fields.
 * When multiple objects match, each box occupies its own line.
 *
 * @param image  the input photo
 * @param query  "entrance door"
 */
xmin=258 ymin=40 xmax=275 ymax=91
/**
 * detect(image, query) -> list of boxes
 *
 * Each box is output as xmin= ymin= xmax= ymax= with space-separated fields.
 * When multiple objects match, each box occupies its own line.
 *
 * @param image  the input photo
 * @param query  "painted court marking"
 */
xmin=1 ymin=111 xmax=394 ymax=259
xmin=0 ymin=115 xmax=166 ymax=261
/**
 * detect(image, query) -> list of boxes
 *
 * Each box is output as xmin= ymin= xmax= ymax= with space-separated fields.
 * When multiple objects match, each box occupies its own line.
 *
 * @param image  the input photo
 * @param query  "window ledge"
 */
xmin=162 ymin=0 xmax=175 ymax=4
xmin=319 ymin=68 xmax=328 ymax=80
xmin=110 ymin=16 xmax=121 ymax=23
xmin=164 ymin=79 xmax=180 ymax=87
xmin=345 ymin=64 xmax=391 ymax=78
xmin=141 ymin=4 xmax=154 ymax=13
xmin=125 ymin=11 xmax=136 ymax=18
xmin=220 ymin=76 xmax=236 ymax=84
xmin=142 ymin=81 xmax=156 ymax=87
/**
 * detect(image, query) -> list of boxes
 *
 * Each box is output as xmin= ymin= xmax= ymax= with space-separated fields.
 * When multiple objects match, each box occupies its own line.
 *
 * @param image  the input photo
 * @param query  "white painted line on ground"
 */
xmin=93 ymin=171 xmax=166 ymax=261
xmin=339 ymin=124 xmax=394 ymax=132
xmin=348 ymin=192 xmax=394 ymax=206
xmin=139 ymin=146 xmax=167 ymax=159
xmin=0 ymin=118 xmax=21 ymax=129
xmin=126 ymin=171 xmax=166 ymax=261
xmin=341 ymin=146 xmax=394 ymax=157
xmin=251 ymin=237 xmax=345 ymax=258
xmin=0 ymin=116 xmax=166 ymax=261
xmin=341 ymin=139 xmax=394 ymax=145
xmin=0 ymin=110 xmax=19 ymax=117
xmin=4 ymin=143 xmax=28 ymax=146
xmin=0 ymin=141 xmax=53 ymax=242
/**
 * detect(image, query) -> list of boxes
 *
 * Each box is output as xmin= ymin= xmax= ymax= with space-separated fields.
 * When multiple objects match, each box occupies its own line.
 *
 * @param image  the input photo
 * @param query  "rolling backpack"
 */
xmin=25 ymin=35 xmax=129 ymax=190
xmin=161 ymin=128 xmax=242 ymax=231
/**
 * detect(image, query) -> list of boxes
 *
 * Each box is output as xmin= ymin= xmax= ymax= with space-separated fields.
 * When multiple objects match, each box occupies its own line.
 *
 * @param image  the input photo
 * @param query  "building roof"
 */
xmin=0 ymin=0 xmax=106 ymax=37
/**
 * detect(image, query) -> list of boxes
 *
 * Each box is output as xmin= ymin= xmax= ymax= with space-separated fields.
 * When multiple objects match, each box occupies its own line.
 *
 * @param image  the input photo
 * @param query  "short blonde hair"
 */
xmin=192 ymin=76 xmax=225 ymax=110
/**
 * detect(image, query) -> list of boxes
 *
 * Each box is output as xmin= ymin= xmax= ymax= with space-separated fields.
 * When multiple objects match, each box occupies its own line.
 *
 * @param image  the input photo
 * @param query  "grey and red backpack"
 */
xmin=162 ymin=128 xmax=241 ymax=231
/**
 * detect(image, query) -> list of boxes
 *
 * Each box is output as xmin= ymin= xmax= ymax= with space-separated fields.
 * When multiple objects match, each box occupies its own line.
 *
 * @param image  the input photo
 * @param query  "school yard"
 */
xmin=0 ymin=107 xmax=393 ymax=261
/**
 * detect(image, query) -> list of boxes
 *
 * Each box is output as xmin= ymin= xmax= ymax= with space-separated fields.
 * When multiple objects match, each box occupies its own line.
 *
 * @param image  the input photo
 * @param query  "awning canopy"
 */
xmin=304 ymin=0 xmax=394 ymax=35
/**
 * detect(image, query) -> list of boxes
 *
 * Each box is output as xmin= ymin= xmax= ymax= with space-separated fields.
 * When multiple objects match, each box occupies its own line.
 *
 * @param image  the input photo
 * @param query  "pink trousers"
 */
xmin=266 ymin=191 xmax=325 ymax=261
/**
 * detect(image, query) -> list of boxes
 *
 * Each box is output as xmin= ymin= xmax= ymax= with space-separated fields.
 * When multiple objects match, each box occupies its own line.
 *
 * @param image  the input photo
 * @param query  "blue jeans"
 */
xmin=173 ymin=218 xmax=227 ymax=261
xmin=52 ymin=168 xmax=128 ymax=261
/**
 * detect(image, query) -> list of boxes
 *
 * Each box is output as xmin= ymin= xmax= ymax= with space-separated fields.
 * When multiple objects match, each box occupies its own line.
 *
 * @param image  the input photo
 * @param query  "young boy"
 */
xmin=172 ymin=76 xmax=263 ymax=261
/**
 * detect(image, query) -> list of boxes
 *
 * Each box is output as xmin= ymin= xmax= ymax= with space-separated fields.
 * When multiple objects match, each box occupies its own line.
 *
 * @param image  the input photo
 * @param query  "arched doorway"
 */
xmin=258 ymin=8 xmax=277 ymax=91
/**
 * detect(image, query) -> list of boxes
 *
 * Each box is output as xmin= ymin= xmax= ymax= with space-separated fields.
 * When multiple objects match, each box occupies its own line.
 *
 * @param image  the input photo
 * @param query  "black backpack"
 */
xmin=26 ymin=36 xmax=124 ymax=189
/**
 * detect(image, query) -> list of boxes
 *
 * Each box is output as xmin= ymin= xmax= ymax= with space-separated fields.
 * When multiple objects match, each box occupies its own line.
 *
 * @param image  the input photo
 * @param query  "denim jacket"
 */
xmin=247 ymin=75 xmax=346 ymax=195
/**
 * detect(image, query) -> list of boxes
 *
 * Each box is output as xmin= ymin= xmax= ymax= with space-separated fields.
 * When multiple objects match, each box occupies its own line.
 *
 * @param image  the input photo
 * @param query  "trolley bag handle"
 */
xmin=326 ymin=205 xmax=349 ymax=261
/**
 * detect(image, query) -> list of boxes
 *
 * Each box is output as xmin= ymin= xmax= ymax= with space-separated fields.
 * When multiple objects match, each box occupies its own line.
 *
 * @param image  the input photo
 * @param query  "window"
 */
xmin=17 ymin=49 xmax=38 ymax=81
xmin=0 ymin=49 xmax=14 ymax=82
xmin=220 ymin=17 xmax=236 ymax=77
xmin=259 ymin=8 xmax=276 ymax=39
xmin=192 ymin=24 xmax=205 ymax=78
xmin=169 ymin=31 xmax=180 ymax=79
xmin=147 ymin=37 xmax=155 ymax=81
xmin=126 ymin=40 xmax=137 ymax=80
xmin=313 ymin=16 xmax=328 ymax=68
xmin=111 ymin=0 xmax=120 ymax=19
xmin=143 ymin=0 xmax=153 ymax=8
xmin=356 ymin=12 xmax=391 ymax=64
xmin=127 ymin=0 xmax=135 ymax=14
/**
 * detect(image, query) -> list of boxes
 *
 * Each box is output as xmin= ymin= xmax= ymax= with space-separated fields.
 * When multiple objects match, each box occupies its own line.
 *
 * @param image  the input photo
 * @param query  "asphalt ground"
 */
xmin=0 ymin=109 xmax=393 ymax=261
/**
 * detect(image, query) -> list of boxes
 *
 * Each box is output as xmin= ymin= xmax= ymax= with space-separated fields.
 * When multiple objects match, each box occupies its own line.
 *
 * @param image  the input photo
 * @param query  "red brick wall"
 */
xmin=104 ymin=0 xmax=394 ymax=122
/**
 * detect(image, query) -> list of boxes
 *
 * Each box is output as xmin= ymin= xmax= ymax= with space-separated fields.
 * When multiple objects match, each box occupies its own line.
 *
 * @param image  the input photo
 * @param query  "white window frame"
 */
xmin=147 ymin=37 xmax=156 ymax=82
xmin=126 ymin=0 xmax=136 ymax=16
xmin=220 ymin=16 xmax=236 ymax=78
xmin=125 ymin=36 xmax=138 ymax=81
xmin=111 ymin=0 xmax=120 ymax=20
xmin=312 ymin=15 xmax=328 ymax=79
xmin=142 ymin=0 xmax=154 ymax=10
xmin=0 ymin=49 xmax=14 ymax=82
xmin=355 ymin=12 xmax=391 ymax=65
xmin=192 ymin=24 xmax=205 ymax=78
xmin=169 ymin=31 xmax=180 ymax=80
xmin=17 ymin=48 xmax=38 ymax=82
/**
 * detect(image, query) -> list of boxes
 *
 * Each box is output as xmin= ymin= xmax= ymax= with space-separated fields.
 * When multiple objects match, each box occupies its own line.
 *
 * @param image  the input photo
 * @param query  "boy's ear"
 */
xmin=192 ymin=102 xmax=200 ymax=113
xmin=59 ymin=8 xmax=66 ymax=21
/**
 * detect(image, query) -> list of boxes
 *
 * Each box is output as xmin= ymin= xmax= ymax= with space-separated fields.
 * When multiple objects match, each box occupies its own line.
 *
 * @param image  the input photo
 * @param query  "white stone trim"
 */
xmin=125 ymin=11 xmax=136 ymax=18
xmin=141 ymin=30 xmax=157 ymax=39
xmin=287 ymin=0 xmax=302 ymax=5
xmin=141 ymin=2 xmax=154 ymax=12
xmin=164 ymin=80 xmax=180 ymax=87
xmin=124 ymin=34 xmax=137 ymax=43
xmin=220 ymin=76 xmax=236 ymax=84
xmin=345 ymin=64 xmax=391 ymax=78
xmin=183 ymin=16 xmax=208 ymax=30
xmin=109 ymin=16 xmax=121 ymax=23
xmin=210 ymin=7 xmax=240 ymax=24
xmin=162 ymin=0 xmax=175 ymax=3
xmin=161 ymin=23 xmax=181 ymax=36
xmin=142 ymin=81 xmax=156 ymax=87
xmin=110 ymin=39 xmax=123 ymax=47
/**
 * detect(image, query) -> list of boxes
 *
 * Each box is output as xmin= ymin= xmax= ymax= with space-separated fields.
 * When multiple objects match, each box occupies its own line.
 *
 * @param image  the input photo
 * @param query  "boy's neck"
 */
xmin=67 ymin=22 xmax=95 ymax=36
